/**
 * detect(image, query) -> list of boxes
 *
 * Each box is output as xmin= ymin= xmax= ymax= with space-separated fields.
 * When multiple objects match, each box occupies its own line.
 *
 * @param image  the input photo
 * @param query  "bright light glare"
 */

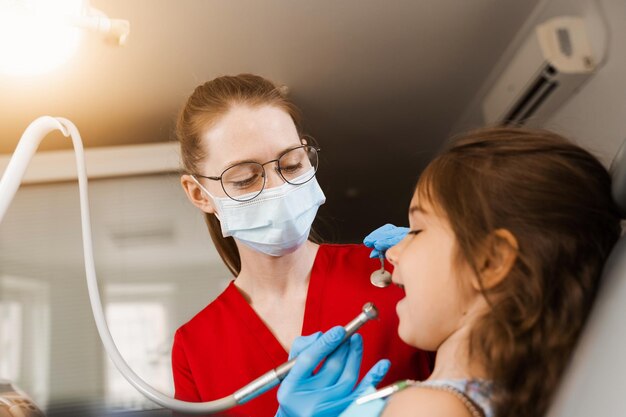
xmin=0 ymin=0 xmax=84 ymax=76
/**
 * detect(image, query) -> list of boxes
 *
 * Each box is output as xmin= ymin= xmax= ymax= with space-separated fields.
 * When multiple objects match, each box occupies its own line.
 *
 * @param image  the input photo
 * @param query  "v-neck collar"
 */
xmin=224 ymin=244 xmax=330 ymax=363
xmin=301 ymin=244 xmax=333 ymax=336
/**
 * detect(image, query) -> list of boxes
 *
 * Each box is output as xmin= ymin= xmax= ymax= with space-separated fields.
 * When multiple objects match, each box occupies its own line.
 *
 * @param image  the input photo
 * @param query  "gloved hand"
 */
xmin=363 ymin=223 xmax=409 ymax=258
xmin=275 ymin=326 xmax=390 ymax=417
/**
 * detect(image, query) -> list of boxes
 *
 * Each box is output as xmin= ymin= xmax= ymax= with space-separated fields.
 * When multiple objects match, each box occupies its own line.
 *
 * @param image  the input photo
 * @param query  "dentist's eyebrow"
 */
xmin=409 ymin=205 xmax=426 ymax=215
xmin=222 ymin=158 xmax=257 ymax=169
xmin=222 ymin=145 xmax=301 ymax=170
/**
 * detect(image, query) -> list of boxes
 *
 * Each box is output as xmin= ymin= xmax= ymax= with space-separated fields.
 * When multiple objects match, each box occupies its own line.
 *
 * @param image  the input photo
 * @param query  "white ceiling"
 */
xmin=0 ymin=0 xmax=542 ymax=239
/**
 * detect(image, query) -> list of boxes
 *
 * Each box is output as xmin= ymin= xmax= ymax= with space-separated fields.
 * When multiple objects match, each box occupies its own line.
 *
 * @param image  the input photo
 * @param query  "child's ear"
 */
xmin=472 ymin=229 xmax=518 ymax=291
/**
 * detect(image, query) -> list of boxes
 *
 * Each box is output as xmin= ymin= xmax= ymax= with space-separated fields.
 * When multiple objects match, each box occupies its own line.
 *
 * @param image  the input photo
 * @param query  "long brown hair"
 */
xmin=416 ymin=127 xmax=621 ymax=417
xmin=176 ymin=74 xmax=304 ymax=276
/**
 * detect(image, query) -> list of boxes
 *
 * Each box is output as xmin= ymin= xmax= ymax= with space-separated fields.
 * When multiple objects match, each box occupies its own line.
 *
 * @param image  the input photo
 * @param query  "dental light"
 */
xmin=69 ymin=5 xmax=130 ymax=46
xmin=0 ymin=0 xmax=129 ymax=76
xmin=0 ymin=117 xmax=378 ymax=414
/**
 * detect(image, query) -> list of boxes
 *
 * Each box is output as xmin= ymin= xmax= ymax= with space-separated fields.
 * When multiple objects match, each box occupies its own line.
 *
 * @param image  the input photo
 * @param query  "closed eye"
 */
xmin=408 ymin=230 xmax=422 ymax=236
xmin=230 ymin=175 xmax=261 ymax=189
xmin=280 ymin=162 xmax=303 ymax=173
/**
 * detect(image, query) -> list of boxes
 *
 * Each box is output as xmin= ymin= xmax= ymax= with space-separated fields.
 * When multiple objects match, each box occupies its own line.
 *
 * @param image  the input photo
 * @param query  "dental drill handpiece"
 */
xmin=233 ymin=302 xmax=379 ymax=404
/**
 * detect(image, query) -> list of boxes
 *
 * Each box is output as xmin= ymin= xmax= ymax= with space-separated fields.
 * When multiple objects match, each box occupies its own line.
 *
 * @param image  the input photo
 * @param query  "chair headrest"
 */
xmin=610 ymin=138 xmax=626 ymax=217
xmin=546 ymin=140 xmax=626 ymax=417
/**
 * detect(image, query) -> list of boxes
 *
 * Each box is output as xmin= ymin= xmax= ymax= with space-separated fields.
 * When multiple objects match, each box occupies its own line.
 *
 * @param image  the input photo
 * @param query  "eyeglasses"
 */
xmin=194 ymin=144 xmax=320 ymax=202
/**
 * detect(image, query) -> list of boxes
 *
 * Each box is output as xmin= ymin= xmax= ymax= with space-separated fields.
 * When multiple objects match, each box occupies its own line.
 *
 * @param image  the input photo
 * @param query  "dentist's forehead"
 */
xmin=201 ymin=105 xmax=300 ymax=168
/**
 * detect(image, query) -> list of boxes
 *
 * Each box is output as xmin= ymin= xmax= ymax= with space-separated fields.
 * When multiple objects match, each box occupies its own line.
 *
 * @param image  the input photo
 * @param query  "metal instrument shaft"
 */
xmin=233 ymin=302 xmax=379 ymax=404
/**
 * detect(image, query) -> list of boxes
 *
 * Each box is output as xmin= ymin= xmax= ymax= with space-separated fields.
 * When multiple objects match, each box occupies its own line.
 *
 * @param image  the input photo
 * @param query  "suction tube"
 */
xmin=0 ymin=116 xmax=379 ymax=414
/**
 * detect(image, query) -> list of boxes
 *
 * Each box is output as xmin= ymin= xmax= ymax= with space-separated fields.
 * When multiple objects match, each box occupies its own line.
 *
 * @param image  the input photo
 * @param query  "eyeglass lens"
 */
xmin=221 ymin=146 xmax=318 ymax=201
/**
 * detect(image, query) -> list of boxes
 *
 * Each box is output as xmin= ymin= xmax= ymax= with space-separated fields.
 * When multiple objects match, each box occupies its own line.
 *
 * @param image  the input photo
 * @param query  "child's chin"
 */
xmin=397 ymin=321 xmax=416 ymax=346
xmin=398 ymin=321 xmax=434 ymax=350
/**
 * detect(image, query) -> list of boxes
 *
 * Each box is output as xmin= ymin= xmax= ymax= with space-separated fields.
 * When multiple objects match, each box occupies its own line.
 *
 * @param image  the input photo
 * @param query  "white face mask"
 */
xmin=191 ymin=170 xmax=326 ymax=257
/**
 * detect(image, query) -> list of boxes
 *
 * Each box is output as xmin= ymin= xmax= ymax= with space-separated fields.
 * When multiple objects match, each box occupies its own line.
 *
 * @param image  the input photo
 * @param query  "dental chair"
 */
xmin=546 ymin=140 xmax=626 ymax=417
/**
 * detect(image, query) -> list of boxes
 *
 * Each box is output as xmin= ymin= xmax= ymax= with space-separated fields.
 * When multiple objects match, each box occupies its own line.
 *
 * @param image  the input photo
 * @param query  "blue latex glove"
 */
xmin=363 ymin=223 xmax=410 ymax=258
xmin=275 ymin=326 xmax=391 ymax=417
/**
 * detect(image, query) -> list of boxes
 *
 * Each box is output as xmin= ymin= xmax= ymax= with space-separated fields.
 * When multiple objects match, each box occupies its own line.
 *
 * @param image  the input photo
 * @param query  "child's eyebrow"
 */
xmin=409 ymin=205 xmax=427 ymax=215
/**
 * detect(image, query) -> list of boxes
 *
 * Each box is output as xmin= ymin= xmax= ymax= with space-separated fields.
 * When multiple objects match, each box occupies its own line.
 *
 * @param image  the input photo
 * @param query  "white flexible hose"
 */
xmin=0 ymin=116 xmax=236 ymax=414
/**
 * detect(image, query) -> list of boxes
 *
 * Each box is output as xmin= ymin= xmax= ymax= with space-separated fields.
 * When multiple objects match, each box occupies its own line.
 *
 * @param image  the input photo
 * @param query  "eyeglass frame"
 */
xmin=193 ymin=144 xmax=321 ymax=202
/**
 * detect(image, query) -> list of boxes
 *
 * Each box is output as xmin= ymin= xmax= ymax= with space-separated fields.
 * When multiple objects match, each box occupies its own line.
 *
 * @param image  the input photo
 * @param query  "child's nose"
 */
xmin=386 ymin=234 xmax=410 ymax=266
xmin=386 ymin=244 xmax=399 ymax=266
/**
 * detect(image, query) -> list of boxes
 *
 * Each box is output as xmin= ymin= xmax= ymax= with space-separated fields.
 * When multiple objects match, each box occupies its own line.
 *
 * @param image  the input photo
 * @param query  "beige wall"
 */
xmin=0 ymin=174 xmax=230 ymax=410
xmin=452 ymin=0 xmax=626 ymax=166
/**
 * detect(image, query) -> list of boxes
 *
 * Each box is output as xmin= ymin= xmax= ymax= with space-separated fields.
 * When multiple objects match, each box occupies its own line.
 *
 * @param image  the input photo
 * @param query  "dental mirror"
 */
xmin=370 ymin=254 xmax=392 ymax=288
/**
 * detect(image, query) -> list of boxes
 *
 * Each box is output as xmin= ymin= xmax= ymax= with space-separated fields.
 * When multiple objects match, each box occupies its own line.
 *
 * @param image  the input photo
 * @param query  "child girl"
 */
xmin=275 ymin=127 xmax=622 ymax=417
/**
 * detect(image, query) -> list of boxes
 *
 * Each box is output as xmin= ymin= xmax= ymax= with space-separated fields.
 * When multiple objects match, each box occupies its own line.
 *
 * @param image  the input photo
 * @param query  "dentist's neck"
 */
xmin=234 ymin=240 xmax=319 ymax=299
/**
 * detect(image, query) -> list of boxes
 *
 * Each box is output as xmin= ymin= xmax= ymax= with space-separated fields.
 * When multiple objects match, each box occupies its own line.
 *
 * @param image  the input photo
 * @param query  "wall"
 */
xmin=546 ymin=0 xmax=626 ymax=165
xmin=0 ymin=174 xmax=230 ymax=412
xmin=452 ymin=0 xmax=626 ymax=166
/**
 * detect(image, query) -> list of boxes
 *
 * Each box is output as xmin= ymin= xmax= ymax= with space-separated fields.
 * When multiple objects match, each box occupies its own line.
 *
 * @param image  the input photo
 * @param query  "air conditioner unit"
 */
xmin=482 ymin=16 xmax=595 ymax=126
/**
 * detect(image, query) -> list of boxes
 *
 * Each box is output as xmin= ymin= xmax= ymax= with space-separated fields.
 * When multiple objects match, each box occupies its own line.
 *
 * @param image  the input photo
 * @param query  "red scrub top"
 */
xmin=172 ymin=244 xmax=432 ymax=417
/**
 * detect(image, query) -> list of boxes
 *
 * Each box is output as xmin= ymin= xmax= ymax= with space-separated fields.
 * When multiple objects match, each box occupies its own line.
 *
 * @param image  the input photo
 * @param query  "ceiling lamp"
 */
xmin=0 ymin=0 xmax=129 ymax=76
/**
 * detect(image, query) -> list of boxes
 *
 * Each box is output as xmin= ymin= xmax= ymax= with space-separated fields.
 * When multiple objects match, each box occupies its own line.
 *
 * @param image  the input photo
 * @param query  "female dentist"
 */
xmin=173 ymin=73 xmax=432 ymax=417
